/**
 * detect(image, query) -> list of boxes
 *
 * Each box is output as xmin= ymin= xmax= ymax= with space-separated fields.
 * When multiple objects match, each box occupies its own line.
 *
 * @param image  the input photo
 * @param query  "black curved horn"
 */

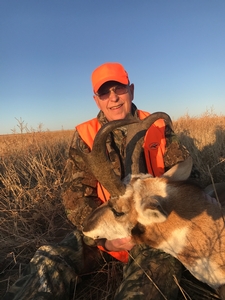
xmin=76 ymin=112 xmax=172 ymax=197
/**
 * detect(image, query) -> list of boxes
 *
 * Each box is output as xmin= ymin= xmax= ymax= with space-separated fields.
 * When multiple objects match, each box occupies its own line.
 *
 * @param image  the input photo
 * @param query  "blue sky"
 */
xmin=1 ymin=0 xmax=224 ymax=135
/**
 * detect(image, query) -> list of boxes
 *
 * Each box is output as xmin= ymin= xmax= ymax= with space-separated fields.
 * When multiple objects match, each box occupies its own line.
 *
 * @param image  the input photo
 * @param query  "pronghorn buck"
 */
xmin=79 ymin=113 xmax=225 ymax=299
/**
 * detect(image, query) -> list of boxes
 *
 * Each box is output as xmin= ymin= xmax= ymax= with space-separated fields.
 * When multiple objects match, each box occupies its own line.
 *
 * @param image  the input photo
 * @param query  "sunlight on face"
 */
xmin=93 ymin=81 xmax=134 ymax=121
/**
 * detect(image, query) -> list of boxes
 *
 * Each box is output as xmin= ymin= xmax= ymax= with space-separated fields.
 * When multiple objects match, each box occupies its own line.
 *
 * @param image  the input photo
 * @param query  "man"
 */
xmin=3 ymin=62 xmax=191 ymax=300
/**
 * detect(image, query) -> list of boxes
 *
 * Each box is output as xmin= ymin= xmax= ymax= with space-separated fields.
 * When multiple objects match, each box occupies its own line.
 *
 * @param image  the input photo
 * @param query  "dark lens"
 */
xmin=115 ymin=86 xmax=128 ymax=95
xmin=98 ymin=91 xmax=110 ymax=100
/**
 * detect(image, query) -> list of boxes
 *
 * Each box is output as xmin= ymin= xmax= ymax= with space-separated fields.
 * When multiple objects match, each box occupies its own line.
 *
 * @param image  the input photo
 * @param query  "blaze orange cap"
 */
xmin=91 ymin=62 xmax=129 ymax=93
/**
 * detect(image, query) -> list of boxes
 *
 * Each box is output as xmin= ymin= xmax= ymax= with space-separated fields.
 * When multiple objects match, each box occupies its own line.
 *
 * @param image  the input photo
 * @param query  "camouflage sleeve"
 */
xmin=163 ymin=124 xmax=200 ymax=179
xmin=62 ymin=130 xmax=102 ymax=231
xmin=163 ymin=124 xmax=190 ymax=170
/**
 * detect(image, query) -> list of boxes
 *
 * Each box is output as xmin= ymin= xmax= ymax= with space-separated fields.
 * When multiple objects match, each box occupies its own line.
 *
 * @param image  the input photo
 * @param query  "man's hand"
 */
xmin=104 ymin=237 xmax=135 ymax=251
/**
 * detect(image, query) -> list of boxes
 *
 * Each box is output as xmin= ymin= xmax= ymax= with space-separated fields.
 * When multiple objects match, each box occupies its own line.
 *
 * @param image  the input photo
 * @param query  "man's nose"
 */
xmin=108 ymin=89 xmax=119 ymax=101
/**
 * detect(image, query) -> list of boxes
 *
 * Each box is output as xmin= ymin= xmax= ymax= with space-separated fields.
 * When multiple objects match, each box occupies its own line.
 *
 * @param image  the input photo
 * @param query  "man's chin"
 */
xmin=109 ymin=112 xmax=128 ymax=121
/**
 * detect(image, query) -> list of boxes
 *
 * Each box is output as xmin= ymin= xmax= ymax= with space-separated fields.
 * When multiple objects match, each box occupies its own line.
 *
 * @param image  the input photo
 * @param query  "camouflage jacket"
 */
xmin=62 ymin=104 xmax=190 ymax=230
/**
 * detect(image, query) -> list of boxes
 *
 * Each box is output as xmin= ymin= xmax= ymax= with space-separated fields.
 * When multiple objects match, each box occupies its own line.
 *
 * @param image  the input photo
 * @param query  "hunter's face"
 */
xmin=93 ymin=81 xmax=134 ymax=121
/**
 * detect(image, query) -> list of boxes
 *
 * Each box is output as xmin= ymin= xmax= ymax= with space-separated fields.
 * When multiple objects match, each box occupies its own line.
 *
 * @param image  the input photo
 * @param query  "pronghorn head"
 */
xmin=83 ymin=157 xmax=193 ymax=241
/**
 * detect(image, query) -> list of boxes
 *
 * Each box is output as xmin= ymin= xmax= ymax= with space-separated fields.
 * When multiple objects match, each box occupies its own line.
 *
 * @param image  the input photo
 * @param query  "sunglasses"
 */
xmin=95 ymin=85 xmax=129 ymax=101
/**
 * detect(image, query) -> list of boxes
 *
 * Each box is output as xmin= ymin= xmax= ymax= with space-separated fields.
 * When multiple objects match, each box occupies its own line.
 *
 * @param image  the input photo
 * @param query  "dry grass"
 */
xmin=173 ymin=110 xmax=225 ymax=186
xmin=0 ymin=111 xmax=225 ymax=299
xmin=0 ymin=129 xmax=75 ymax=296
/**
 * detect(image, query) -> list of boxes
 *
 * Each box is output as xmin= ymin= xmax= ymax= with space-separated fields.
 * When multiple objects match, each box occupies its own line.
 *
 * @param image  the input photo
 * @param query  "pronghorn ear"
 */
xmin=163 ymin=156 xmax=193 ymax=181
xmin=139 ymin=197 xmax=168 ymax=225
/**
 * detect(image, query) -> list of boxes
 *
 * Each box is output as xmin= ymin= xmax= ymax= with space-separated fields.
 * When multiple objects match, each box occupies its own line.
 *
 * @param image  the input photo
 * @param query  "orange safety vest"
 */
xmin=76 ymin=110 xmax=166 ymax=263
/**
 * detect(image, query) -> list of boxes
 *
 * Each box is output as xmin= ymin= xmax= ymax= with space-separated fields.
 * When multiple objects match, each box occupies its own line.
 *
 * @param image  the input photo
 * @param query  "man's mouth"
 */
xmin=110 ymin=104 xmax=123 ymax=110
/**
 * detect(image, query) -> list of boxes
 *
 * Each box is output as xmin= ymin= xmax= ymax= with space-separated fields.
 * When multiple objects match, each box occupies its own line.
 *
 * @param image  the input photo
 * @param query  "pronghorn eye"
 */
xmin=111 ymin=208 xmax=125 ymax=217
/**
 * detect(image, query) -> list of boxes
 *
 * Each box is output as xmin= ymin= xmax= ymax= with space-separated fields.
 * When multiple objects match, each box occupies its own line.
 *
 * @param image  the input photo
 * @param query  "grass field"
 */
xmin=0 ymin=111 xmax=225 ymax=299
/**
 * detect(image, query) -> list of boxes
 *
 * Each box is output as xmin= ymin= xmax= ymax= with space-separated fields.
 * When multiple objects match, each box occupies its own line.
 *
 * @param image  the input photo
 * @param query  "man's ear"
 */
xmin=138 ymin=197 xmax=168 ymax=225
xmin=129 ymin=83 xmax=134 ymax=101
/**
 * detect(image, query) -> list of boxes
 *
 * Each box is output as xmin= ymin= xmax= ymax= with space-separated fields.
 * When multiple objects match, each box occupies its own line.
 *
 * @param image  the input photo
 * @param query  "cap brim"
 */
xmin=94 ymin=76 xmax=129 ymax=93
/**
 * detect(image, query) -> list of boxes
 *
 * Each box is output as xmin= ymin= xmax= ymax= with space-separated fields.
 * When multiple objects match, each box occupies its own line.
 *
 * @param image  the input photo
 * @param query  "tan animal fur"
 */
xmin=83 ymin=157 xmax=225 ymax=297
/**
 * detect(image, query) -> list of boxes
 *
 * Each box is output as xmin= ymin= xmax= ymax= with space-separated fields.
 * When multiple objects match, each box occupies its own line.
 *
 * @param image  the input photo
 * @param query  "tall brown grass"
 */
xmin=0 ymin=111 xmax=225 ymax=299
xmin=174 ymin=110 xmax=225 ymax=186
xmin=0 ymin=129 xmax=75 ymax=296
